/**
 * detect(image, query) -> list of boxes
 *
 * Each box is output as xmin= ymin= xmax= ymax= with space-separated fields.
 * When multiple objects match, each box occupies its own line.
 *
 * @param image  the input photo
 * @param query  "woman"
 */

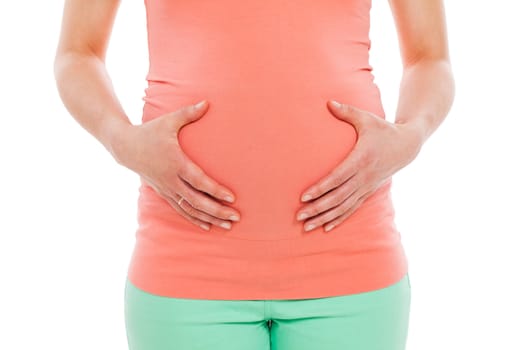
xmin=54 ymin=0 xmax=454 ymax=349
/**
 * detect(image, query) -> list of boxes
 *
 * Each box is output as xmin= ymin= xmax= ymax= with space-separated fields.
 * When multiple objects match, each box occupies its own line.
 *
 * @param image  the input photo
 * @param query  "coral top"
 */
xmin=126 ymin=0 xmax=409 ymax=300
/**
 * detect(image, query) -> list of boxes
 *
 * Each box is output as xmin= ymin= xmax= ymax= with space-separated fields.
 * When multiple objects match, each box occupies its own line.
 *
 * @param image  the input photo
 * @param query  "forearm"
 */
xmin=393 ymin=58 xmax=455 ymax=148
xmin=53 ymin=51 xmax=132 ymax=162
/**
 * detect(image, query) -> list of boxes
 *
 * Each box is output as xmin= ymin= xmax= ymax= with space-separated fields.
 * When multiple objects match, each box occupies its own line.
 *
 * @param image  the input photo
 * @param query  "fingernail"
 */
xmin=229 ymin=215 xmax=240 ymax=221
xmin=301 ymin=193 xmax=312 ymax=202
xmin=325 ymin=224 xmax=335 ymax=232
xmin=330 ymin=100 xmax=342 ymax=108
xmin=305 ymin=223 xmax=316 ymax=231
xmin=223 ymin=194 xmax=235 ymax=203
xmin=200 ymin=223 xmax=210 ymax=230
xmin=194 ymin=100 xmax=206 ymax=110
xmin=297 ymin=212 xmax=308 ymax=221
xmin=220 ymin=222 xmax=231 ymax=229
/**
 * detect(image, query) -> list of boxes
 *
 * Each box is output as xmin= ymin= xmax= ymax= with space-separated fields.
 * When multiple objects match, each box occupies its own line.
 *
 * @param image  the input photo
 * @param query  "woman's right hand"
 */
xmin=113 ymin=100 xmax=241 ymax=231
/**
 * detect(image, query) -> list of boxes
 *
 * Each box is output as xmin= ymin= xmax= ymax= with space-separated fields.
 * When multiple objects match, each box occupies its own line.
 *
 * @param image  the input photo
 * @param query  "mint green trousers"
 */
xmin=124 ymin=273 xmax=411 ymax=350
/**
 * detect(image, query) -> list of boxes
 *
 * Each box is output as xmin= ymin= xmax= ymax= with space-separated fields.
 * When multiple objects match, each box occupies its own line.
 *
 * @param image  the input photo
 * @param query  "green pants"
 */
xmin=124 ymin=274 xmax=411 ymax=350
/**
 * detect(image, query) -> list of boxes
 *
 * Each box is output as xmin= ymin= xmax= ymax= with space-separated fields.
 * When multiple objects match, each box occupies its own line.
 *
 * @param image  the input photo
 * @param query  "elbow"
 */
xmin=53 ymin=49 xmax=73 ymax=88
xmin=403 ymin=55 xmax=455 ymax=90
xmin=402 ymin=55 xmax=456 ymax=111
xmin=53 ymin=52 xmax=64 ymax=84
xmin=53 ymin=48 xmax=100 ymax=84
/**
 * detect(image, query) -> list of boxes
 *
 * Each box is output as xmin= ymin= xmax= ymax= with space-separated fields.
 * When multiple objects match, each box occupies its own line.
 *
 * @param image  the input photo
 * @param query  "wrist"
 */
xmin=100 ymin=117 xmax=135 ymax=166
xmin=395 ymin=119 xmax=427 ymax=161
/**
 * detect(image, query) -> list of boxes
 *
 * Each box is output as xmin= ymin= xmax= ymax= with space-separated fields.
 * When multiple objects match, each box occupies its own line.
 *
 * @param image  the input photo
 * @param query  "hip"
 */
xmin=124 ymin=272 xmax=411 ymax=349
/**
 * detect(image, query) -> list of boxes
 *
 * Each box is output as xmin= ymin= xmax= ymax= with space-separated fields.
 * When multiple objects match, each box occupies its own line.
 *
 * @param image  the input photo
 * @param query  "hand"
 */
xmin=296 ymin=100 xmax=423 ymax=233
xmin=114 ymin=100 xmax=241 ymax=231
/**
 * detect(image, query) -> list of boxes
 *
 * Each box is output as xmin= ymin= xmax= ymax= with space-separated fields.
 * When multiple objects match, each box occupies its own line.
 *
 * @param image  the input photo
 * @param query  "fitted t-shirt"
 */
xmin=126 ymin=0 xmax=409 ymax=300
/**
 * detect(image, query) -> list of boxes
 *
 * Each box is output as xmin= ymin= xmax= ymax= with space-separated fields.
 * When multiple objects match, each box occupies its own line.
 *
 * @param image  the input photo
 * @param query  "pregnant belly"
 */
xmin=139 ymin=75 xmax=386 ymax=240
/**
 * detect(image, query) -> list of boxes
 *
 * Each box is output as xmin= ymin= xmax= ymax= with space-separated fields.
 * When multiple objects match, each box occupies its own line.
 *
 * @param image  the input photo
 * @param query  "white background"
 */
xmin=1 ymin=1 xmax=523 ymax=349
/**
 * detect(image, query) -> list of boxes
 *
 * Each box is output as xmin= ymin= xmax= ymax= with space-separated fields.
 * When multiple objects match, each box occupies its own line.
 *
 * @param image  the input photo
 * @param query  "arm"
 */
xmin=53 ymin=0 xmax=241 ymax=230
xmin=53 ymin=0 xmax=131 ymax=163
xmin=389 ymin=0 xmax=456 ymax=146
xmin=296 ymin=0 xmax=455 ymax=231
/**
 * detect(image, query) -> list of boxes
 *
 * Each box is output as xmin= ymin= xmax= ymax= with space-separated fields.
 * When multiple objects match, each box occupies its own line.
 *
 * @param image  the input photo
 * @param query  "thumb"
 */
xmin=188 ymin=99 xmax=208 ymax=119
xmin=327 ymin=100 xmax=365 ymax=129
xmin=174 ymin=100 xmax=209 ymax=128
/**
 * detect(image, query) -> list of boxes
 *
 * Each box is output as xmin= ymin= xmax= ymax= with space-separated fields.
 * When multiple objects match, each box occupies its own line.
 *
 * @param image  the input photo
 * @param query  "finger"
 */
xmin=301 ymin=188 xmax=364 ymax=233
xmin=296 ymin=174 xmax=361 ymax=221
xmin=300 ymin=153 xmax=362 ymax=202
xmin=175 ymin=177 xmax=241 ymax=223
xmin=178 ymin=157 xmax=236 ymax=203
xmin=327 ymin=100 xmax=372 ymax=131
xmin=323 ymin=191 xmax=373 ymax=233
xmin=173 ymin=195 xmax=236 ymax=230
xmin=145 ymin=179 xmax=231 ymax=230
xmin=164 ymin=195 xmax=212 ymax=231
xmin=171 ymin=100 xmax=209 ymax=131
xmin=145 ymin=181 xmax=212 ymax=231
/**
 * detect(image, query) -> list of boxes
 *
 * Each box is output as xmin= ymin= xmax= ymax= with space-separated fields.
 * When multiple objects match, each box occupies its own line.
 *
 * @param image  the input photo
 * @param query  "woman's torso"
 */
xmin=127 ymin=0 xmax=409 ymax=300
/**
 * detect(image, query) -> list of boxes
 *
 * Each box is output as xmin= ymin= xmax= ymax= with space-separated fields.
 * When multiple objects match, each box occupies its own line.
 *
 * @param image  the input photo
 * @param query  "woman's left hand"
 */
xmin=296 ymin=100 xmax=424 ymax=233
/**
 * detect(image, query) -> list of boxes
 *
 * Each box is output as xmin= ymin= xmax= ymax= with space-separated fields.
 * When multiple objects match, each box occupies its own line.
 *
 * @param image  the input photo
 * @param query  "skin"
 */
xmin=54 ymin=0 xmax=454 ymax=233
xmin=296 ymin=0 xmax=455 ymax=232
xmin=54 ymin=0 xmax=240 ymax=231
